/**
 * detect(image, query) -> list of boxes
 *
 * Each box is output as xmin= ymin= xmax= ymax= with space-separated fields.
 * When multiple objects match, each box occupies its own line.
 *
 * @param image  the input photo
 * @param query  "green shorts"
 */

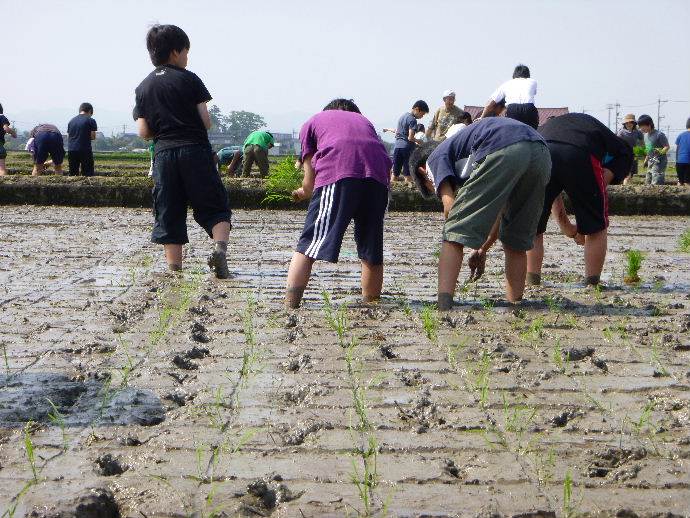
xmin=0 ymin=143 xmax=6 ymax=160
xmin=443 ymin=140 xmax=551 ymax=251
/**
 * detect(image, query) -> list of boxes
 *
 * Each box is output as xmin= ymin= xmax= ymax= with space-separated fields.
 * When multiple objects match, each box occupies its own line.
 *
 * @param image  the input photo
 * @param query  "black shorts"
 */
xmin=296 ymin=177 xmax=389 ymax=264
xmin=676 ymin=163 xmax=690 ymax=184
xmin=392 ymin=146 xmax=412 ymax=177
xmin=34 ymin=132 xmax=65 ymax=165
xmin=506 ymin=103 xmax=540 ymax=129
xmin=151 ymin=144 xmax=232 ymax=245
xmin=537 ymin=142 xmax=608 ymax=235
xmin=67 ymin=150 xmax=95 ymax=176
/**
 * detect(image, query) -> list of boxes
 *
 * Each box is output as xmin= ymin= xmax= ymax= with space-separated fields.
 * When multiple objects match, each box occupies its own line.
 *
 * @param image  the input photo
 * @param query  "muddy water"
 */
xmin=0 ymin=207 xmax=689 ymax=517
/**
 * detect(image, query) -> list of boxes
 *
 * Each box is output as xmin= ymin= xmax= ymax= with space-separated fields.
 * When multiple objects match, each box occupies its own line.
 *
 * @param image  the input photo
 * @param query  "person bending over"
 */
xmin=409 ymin=117 xmax=551 ymax=310
xmin=30 ymin=124 xmax=65 ymax=176
xmin=527 ymin=113 xmax=633 ymax=287
xmin=286 ymin=98 xmax=392 ymax=308
xmin=0 ymin=103 xmax=17 ymax=176
xmin=480 ymin=64 xmax=539 ymax=129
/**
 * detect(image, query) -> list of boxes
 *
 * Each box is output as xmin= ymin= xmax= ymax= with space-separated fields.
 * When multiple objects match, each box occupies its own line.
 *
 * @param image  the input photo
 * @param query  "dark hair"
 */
xmin=637 ymin=114 xmax=654 ymax=129
xmin=686 ymin=118 xmax=690 ymax=129
xmin=0 ymin=103 xmax=3 ymax=115
xmin=413 ymin=100 xmax=430 ymax=113
xmin=513 ymin=64 xmax=530 ymax=79
xmin=460 ymin=111 xmax=472 ymax=124
xmin=79 ymin=102 xmax=94 ymax=114
xmin=323 ymin=98 xmax=361 ymax=113
xmin=416 ymin=123 xmax=425 ymax=133
xmin=408 ymin=141 xmax=440 ymax=197
xmin=146 ymin=25 xmax=190 ymax=66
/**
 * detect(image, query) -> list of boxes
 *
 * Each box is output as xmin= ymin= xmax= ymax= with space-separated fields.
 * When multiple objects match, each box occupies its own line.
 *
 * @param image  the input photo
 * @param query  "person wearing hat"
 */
xmin=637 ymin=114 xmax=670 ymax=185
xmin=617 ymin=114 xmax=644 ymax=184
xmin=426 ymin=90 xmax=464 ymax=142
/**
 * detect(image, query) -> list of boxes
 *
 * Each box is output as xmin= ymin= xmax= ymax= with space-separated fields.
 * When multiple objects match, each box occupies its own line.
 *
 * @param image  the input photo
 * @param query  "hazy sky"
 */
xmin=3 ymin=0 xmax=690 ymax=141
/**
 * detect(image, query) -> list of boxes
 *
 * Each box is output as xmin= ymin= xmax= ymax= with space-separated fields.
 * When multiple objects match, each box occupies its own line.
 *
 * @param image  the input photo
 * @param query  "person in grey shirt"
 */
xmin=617 ymin=114 xmax=644 ymax=184
xmin=637 ymin=114 xmax=670 ymax=185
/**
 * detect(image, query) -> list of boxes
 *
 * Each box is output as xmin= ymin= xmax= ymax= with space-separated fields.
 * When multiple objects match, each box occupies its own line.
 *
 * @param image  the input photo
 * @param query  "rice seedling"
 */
xmin=2 ymin=342 xmax=9 ymax=382
xmin=624 ymin=249 xmax=644 ymax=284
xmin=552 ymin=338 xmax=565 ymax=373
xmin=3 ymin=480 xmax=35 ymax=518
xmin=420 ymin=304 xmax=438 ymax=342
xmin=633 ymin=400 xmax=656 ymax=436
xmin=502 ymin=393 xmax=537 ymax=436
xmin=24 ymin=421 xmax=39 ymax=482
xmin=262 ymin=155 xmax=303 ymax=205
xmin=680 ymin=228 xmax=690 ymax=253
xmin=322 ymin=290 xmax=348 ymax=345
xmin=602 ymin=327 xmax=614 ymax=342
xmin=446 ymin=338 xmax=467 ymax=372
xmin=563 ymin=314 xmax=578 ymax=329
xmin=480 ymin=297 xmax=495 ymax=311
xmin=534 ymin=447 xmax=556 ymax=486
xmin=562 ymin=470 xmax=575 ymax=517
xmin=349 ymin=435 xmax=379 ymax=516
xmin=632 ymin=145 xmax=647 ymax=159
xmin=520 ymin=316 xmax=544 ymax=346
xmin=46 ymin=398 xmax=67 ymax=451
xmin=391 ymin=282 xmax=412 ymax=316
xmin=473 ymin=350 xmax=492 ymax=408
xmin=650 ymin=338 xmax=670 ymax=378
xmin=543 ymin=294 xmax=561 ymax=313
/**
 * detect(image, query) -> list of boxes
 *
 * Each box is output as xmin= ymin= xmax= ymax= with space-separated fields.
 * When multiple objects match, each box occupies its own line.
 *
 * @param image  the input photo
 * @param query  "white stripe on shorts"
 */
xmin=311 ymin=184 xmax=336 ymax=258
xmin=305 ymin=184 xmax=335 ymax=258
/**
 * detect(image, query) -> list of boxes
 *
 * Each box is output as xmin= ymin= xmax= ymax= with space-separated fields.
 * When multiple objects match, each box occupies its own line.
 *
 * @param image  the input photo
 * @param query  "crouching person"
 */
xmin=409 ymin=117 xmax=551 ymax=310
xmin=286 ymin=98 xmax=392 ymax=308
xmin=527 ymin=113 xmax=633 ymax=286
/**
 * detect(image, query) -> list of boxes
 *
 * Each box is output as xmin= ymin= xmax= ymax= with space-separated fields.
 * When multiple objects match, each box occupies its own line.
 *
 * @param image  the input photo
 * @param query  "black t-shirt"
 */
xmin=134 ymin=64 xmax=212 ymax=154
xmin=539 ymin=113 xmax=633 ymax=184
xmin=67 ymin=114 xmax=98 ymax=152
xmin=0 ymin=115 xmax=9 ymax=144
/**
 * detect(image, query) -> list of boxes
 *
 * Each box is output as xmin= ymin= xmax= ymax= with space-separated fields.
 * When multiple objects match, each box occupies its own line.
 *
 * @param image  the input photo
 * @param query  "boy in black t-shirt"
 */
xmin=133 ymin=25 xmax=232 ymax=278
xmin=67 ymin=103 xmax=98 ymax=176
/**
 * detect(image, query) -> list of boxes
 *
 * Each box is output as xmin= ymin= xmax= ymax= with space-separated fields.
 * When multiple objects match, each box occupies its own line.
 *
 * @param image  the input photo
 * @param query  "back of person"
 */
xmin=494 ymin=77 xmax=538 ymax=105
xmin=134 ymin=64 xmax=211 ymax=153
xmin=395 ymin=112 xmax=417 ymax=148
xmin=31 ymin=124 xmax=61 ymax=137
xmin=67 ymin=114 xmax=97 ymax=152
xmin=677 ymin=131 xmax=690 ymax=164
xmin=301 ymin=110 xmax=391 ymax=189
xmin=617 ymin=127 xmax=643 ymax=149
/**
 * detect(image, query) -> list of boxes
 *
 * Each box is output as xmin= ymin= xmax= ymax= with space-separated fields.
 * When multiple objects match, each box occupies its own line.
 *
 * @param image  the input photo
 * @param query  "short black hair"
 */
xmin=323 ymin=98 xmax=361 ymax=113
xmin=413 ymin=100 xmax=430 ymax=113
xmin=408 ymin=141 xmax=440 ymax=198
xmin=513 ymin=64 xmax=530 ymax=79
xmin=79 ymin=102 xmax=94 ymax=114
xmin=0 ymin=103 xmax=3 ymax=115
xmin=416 ymin=123 xmax=425 ymax=133
xmin=146 ymin=24 xmax=190 ymax=66
xmin=460 ymin=111 xmax=472 ymax=124
xmin=686 ymin=118 xmax=690 ymax=130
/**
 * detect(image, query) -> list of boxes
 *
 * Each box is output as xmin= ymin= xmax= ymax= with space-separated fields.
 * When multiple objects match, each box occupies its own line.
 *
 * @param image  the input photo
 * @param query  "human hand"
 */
xmin=292 ymin=187 xmax=309 ymax=202
xmin=467 ymin=248 xmax=487 ymax=282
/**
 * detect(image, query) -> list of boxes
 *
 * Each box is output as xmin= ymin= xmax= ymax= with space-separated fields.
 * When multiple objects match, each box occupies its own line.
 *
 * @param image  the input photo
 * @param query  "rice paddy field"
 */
xmin=0 ymin=206 xmax=689 ymax=517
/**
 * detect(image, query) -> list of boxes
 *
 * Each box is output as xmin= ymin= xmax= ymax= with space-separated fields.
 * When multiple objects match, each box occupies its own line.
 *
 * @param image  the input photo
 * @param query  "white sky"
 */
xmin=3 ymin=0 xmax=690 ymax=141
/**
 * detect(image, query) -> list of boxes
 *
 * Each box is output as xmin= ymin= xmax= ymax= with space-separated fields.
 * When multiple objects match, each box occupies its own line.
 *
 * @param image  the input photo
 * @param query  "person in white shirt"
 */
xmin=445 ymin=111 xmax=473 ymax=139
xmin=480 ymin=64 xmax=539 ymax=129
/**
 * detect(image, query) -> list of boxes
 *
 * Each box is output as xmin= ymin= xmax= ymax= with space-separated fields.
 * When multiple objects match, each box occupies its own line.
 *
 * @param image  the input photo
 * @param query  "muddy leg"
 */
xmin=32 ymin=163 xmax=45 ymax=176
xmin=286 ymin=252 xmax=314 ymax=308
xmin=438 ymin=240 xmax=464 ymax=310
xmin=164 ymin=244 xmax=183 ymax=271
xmin=504 ymin=245 xmax=527 ymax=303
xmin=526 ymin=233 xmax=544 ymax=285
xmin=584 ymin=229 xmax=607 ymax=285
xmin=0 ymin=158 xmax=7 ymax=176
xmin=361 ymin=260 xmax=383 ymax=302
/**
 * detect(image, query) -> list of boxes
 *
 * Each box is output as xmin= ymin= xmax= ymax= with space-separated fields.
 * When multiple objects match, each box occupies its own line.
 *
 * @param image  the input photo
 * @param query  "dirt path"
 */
xmin=0 ymin=207 xmax=689 ymax=517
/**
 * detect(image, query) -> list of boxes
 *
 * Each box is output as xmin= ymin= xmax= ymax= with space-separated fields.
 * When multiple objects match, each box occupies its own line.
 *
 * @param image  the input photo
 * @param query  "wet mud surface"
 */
xmin=1 ymin=206 xmax=689 ymax=517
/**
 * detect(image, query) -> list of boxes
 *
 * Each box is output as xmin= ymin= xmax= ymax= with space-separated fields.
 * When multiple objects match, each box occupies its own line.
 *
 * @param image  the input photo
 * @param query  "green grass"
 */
xmin=262 ymin=155 xmax=303 ymax=205
xmin=624 ymin=249 xmax=644 ymax=283
xmin=679 ymin=228 xmax=690 ymax=253
xmin=420 ymin=305 xmax=439 ymax=342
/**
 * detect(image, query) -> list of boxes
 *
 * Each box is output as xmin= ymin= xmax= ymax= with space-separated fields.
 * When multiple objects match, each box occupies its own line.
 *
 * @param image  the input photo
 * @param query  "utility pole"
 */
xmin=606 ymin=104 xmax=614 ymax=129
xmin=657 ymin=96 xmax=668 ymax=129
xmin=581 ymin=106 xmax=587 ymax=114
xmin=614 ymin=102 xmax=621 ymax=131
xmin=122 ymin=124 xmax=127 ymax=136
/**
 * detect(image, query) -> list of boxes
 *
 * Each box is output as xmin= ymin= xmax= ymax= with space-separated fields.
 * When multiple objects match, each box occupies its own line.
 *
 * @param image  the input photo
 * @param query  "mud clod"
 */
xmin=550 ymin=408 xmax=583 ymax=428
xmin=185 ymin=345 xmax=210 ymax=359
xmin=172 ymin=354 xmax=198 ymax=370
xmin=564 ymin=346 xmax=596 ymax=361
xmin=28 ymin=487 xmax=120 ymax=518
xmin=241 ymin=473 xmax=304 ymax=513
xmin=398 ymin=387 xmax=445 ymax=433
xmin=94 ymin=453 xmax=128 ymax=476
xmin=586 ymin=447 xmax=647 ymax=478
xmin=281 ymin=421 xmax=333 ymax=445
xmin=163 ymin=388 xmax=192 ymax=407
xmin=280 ymin=353 xmax=312 ymax=372
xmin=397 ymin=367 xmax=428 ymax=386
xmin=379 ymin=343 xmax=397 ymax=359
xmin=189 ymin=321 xmax=210 ymax=343
xmin=443 ymin=458 xmax=462 ymax=478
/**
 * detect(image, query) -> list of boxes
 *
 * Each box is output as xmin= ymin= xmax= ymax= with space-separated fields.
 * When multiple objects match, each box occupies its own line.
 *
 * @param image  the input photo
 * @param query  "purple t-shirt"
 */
xmin=300 ymin=110 xmax=392 ymax=189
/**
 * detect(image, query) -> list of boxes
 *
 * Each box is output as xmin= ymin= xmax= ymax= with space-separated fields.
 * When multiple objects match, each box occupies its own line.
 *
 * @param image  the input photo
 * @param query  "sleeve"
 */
xmin=90 ymin=118 xmax=98 ymax=131
xmin=605 ymin=134 xmax=633 ymax=184
xmin=406 ymin=115 xmax=417 ymax=134
xmin=0 ymin=115 xmax=8 ymax=127
xmin=676 ymin=135 xmax=681 ymax=145
xmin=134 ymin=89 xmax=146 ymax=120
xmin=490 ymin=83 xmax=505 ymax=103
xmin=192 ymin=73 xmax=212 ymax=104
xmin=427 ymin=140 xmax=460 ymax=196
xmin=659 ymin=133 xmax=669 ymax=147
xmin=299 ymin=118 xmax=318 ymax=160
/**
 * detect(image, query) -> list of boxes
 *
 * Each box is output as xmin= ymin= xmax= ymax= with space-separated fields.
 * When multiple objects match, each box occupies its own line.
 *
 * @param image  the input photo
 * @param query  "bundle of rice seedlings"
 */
xmin=262 ymin=156 xmax=303 ymax=205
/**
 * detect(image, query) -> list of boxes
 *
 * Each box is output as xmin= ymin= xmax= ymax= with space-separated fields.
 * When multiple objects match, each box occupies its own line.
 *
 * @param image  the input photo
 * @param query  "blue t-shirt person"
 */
xmin=394 ymin=112 xmax=418 ymax=149
xmin=67 ymin=114 xmax=98 ymax=152
xmin=675 ymin=131 xmax=690 ymax=164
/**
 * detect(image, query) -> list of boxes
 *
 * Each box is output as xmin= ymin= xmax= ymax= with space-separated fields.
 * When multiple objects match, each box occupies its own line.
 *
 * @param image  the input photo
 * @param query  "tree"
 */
xmin=208 ymin=104 xmax=225 ymax=133
xmin=222 ymin=111 xmax=266 ymax=143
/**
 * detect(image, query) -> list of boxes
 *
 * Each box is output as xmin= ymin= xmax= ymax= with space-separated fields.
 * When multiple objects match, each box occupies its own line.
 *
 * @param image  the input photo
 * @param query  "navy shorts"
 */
xmin=392 ymin=146 xmax=412 ymax=177
xmin=34 ymin=132 xmax=65 ymax=165
xmin=296 ymin=177 xmax=389 ymax=264
xmin=151 ymin=144 xmax=232 ymax=245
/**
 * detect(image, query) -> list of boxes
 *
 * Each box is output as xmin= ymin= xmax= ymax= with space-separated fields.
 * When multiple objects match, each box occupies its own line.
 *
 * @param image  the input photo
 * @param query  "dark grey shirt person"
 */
xmin=644 ymin=130 xmax=670 ymax=167
xmin=617 ymin=127 xmax=643 ymax=149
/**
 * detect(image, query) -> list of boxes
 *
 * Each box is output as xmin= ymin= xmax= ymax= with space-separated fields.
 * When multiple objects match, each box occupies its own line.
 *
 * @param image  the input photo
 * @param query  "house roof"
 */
xmin=463 ymin=106 xmax=569 ymax=126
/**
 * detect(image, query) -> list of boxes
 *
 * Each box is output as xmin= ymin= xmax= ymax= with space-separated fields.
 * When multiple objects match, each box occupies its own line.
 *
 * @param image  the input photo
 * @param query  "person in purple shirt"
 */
xmin=285 ymin=98 xmax=392 ymax=308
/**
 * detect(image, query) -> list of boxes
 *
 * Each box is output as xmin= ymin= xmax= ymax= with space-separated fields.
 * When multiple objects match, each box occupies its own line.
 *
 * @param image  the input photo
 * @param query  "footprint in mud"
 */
xmin=94 ymin=453 xmax=128 ymax=476
xmin=442 ymin=458 xmax=463 ymax=478
xmin=163 ymin=388 xmax=194 ymax=407
xmin=397 ymin=387 xmax=445 ymax=433
xmin=396 ymin=367 xmax=428 ymax=386
xmin=280 ymin=353 xmax=312 ymax=372
xmin=279 ymin=383 xmax=325 ymax=406
xmin=172 ymin=354 xmax=198 ymax=370
xmin=27 ymin=486 xmax=120 ymax=518
xmin=189 ymin=321 xmax=210 ymax=343
xmin=441 ymin=312 xmax=477 ymax=328
xmin=236 ymin=473 xmax=304 ymax=515
xmin=585 ymin=447 xmax=646 ymax=479
xmin=279 ymin=421 xmax=333 ymax=445
xmin=379 ymin=343 xmax=397 ymax=359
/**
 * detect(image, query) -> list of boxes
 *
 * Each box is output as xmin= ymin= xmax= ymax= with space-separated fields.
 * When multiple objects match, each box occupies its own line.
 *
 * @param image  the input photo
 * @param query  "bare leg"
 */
xmin=0 ymin=159 xmax=7 ymax=176
xmin=504 ymin=245 xmax=527 ymax=303
xmin=32 ymin=163 xmax=45 ymax=176
xmin=211 ymin=221 xmax=231 ymax=242
xmin=584 ymin=229 xmax=607 ymax=285
xmin=526 ymin=233 xmax=544 ymax=285
xmin=286 ymin=252 xmax=315 ymax=308
xmin=361 ymin=261 xmax=383 ymax=302
xmin=54 ymin=163 xmax=63 ymax=175
xmin=437 ymin=240 xmax=464 ymax=310
xmin=164 ymin=244 xmax=183 ymax=270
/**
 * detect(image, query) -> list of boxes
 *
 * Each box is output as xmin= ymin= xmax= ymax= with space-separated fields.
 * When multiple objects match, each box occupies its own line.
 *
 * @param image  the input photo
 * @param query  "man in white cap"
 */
xmin=426 ymin=90 xmax=464 ymax=142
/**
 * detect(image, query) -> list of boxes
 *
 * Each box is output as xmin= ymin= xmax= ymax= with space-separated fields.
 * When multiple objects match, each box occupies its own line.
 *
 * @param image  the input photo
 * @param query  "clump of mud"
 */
xmin=585 ymin=447 xmax=646 ymax=479
xmin=237 ymin=473 xmax=304 ymax=515
xmin=172 ymin=354 xmax=198 ymax=370
xmin=94 ymin=453 xmax=128 ymax=476
xmin=397 ymin=387 xmax=445 ymax=433
xmin=280 ymin=353 xmax=312 ymax=372
xmin=397 ymin=367 xmax=428 ymax=386
xmin=379 ymin=343 xmax=397 ymax=359
xmin=188 ymin=321 xmax=210 ymax=343
xmin=28 ymin=486 xmax=120 ymax=518
xmin=550 ymin=408 xmax=583 ymax=428
xmin=280 ymin=421 xmax=333 ymax=445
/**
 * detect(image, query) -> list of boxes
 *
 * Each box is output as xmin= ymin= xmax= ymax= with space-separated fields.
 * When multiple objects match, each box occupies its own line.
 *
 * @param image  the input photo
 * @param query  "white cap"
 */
xmin=442 ymin=90 xmax=456 ymax=98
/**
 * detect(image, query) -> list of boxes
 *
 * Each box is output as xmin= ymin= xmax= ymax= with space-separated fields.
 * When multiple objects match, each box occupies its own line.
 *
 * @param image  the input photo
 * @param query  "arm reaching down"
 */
xmin=136 ymin=118 xmax=154 ymax=140
xmin=438 ymin=180 xmax=456 ymax=220
xmin=3 ymin=123 xmax=16 ymax=138
xmin=197 ymin=102 xmax=212 ymax=130
xmin=292 ymin=154 xmax=315 ymax=202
